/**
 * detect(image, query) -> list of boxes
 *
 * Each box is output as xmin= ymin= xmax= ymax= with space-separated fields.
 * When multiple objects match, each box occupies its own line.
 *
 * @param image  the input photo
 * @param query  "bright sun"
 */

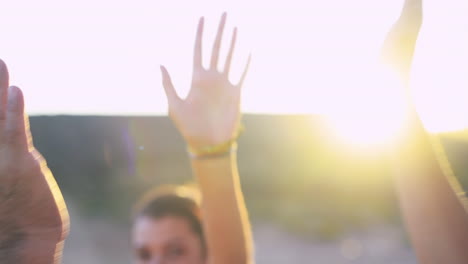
xmin=2 ymin=0 xmax=467 ymax=143
xmin=324 ymin=63 xmax=408 ymax=148
xmin=325 ymin=0 xmax=468 ymax=148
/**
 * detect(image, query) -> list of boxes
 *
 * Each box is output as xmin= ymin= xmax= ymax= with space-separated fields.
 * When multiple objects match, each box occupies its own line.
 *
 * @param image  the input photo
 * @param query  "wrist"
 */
xmin=393 ymin=109 xmax=429 ymax=147
xmin=185 ymin=124 xmax=244 ymax=149
xmin=391 ymin=124 xmax=439 ymax=169
xmin=188 ymin=142 xmax=237 ymax=160
xmin=190 ymin=149 xmax=238 ymax=179
xmin=186 ymin=125 xmax=243 ymax=159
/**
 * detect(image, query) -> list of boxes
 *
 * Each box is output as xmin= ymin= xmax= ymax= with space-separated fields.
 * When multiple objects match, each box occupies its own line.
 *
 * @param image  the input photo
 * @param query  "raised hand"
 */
xmin=160 ymin=13 xmax=250 ymax=149
xmin=381 ymin=0 xmax=422 ymax=82
xmin=0 ymin=60 xmax=69 ymax=263
xmin=380 ymin=0 xmax=426 ymax=142
xmin=382 ymin=1 xmax=468 ymax=264
xmin=159 ymin=14 xmax=254 ymax=264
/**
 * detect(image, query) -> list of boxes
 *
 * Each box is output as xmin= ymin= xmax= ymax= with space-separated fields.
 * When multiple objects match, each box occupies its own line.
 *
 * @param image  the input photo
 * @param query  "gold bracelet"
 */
xmin=188 ymin=142 xmax=237 ymax=159
xmin=187 ymin=125 xmax=244 ymax=159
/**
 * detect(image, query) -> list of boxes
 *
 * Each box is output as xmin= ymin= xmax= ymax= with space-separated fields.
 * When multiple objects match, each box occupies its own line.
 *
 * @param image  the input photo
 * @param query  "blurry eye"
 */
xmin=136 ymin=247 xmax=151 ymax=261
xmin=166 ymin=245 xmax=186 ymax=258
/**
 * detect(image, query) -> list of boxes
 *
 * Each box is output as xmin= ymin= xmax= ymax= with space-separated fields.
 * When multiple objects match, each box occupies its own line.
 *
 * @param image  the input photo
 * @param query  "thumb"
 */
xmin=160 ymin=65 xmax=181 ymax=107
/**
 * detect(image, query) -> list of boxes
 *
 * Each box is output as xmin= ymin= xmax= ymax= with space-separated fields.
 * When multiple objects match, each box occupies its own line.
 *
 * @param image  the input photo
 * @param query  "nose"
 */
xmin=149 ymin=256 xmax=163 ymax=264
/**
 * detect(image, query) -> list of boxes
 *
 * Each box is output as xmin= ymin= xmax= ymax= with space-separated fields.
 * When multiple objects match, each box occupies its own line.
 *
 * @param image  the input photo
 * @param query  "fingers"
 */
xmin=210 ymin=12 xmax=227 ymax=70
xmin=0 ymin=64 xmax=30 ymax=150
xmin=224 ymin=27 xmax=237 ymax=75
xmin=236 ymin=54 xmax=251 ymax=88
xmin=193 ymin=17 xmax=204 ymax=70
xmin=0 ymin=60 xmax=9 ymax=122
xmin=4 ymin=86 xmax=29 ymax=150
xmin=160 ymin=65 xmax=181 ymax=106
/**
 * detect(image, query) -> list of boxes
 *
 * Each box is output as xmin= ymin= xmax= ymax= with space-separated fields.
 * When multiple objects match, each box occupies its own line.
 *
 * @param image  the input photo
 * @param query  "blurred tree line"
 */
xmin=29 ymin=115 xmax=468 ymax=241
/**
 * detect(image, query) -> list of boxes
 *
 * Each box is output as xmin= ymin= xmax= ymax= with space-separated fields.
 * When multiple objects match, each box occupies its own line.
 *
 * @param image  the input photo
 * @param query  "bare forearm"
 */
xmin=389 ymin=0 xmax=468 ymax=261
xmin=393 ymin=132 xmax=468 ymax=264
xmin=191 ymin=153 xmax=253 ymax=264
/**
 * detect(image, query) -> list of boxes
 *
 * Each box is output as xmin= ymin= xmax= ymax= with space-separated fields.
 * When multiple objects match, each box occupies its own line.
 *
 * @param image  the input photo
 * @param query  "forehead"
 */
xmin=132 ymin=215 xmax=197 ymax=245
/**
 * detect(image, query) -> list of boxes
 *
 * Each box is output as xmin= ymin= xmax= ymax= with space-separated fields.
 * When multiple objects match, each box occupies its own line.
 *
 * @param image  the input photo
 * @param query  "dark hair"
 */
xmin=133 ymin=185 xmax=206 ymax=257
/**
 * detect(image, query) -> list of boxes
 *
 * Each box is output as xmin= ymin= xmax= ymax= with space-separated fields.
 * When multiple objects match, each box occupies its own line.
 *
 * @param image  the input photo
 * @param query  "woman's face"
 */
xmin=132 ymin=215 xmax=205 ymax=264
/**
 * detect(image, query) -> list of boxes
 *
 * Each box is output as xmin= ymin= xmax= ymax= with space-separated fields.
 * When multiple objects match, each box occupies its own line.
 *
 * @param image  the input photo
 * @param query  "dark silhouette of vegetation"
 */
xmin=29 ymin=115 xmax=468 ymax=240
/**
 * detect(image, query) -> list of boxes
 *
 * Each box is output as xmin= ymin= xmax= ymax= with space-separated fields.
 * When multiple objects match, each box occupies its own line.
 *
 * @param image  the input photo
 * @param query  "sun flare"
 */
xmin=324 ymin=64 xmax=408 ymax=148
xmin=1 ymin=0 xmax=467 ymax=142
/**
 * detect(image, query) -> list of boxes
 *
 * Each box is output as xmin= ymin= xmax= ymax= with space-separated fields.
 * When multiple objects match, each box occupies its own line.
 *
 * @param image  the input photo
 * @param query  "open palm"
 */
xmin=160 ymin=13 xmax=250 ymax=149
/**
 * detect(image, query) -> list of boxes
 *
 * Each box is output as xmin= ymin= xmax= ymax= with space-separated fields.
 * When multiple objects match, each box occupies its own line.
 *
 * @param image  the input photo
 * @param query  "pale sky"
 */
xmin=411 ymin=0 xmax=468 ymax=132
xmin=0 ymin=0 xmax=404 ymax=115
xmin=1 ymin=0 xmax=467 ymax=133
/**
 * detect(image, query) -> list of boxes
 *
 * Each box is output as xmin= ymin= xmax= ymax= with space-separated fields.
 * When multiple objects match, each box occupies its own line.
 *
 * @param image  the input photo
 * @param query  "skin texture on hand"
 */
xmin=0 ymin=60 xmax=69 ymax=264
xmin=160 ymin=13 xmax=250 ymax=149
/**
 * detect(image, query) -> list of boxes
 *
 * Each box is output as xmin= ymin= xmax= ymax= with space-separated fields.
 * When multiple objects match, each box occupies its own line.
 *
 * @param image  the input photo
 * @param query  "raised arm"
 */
xmin=0 ymin=60 xmax=69 ymax=263
xmin=160 ymin=13 xmax=253 ymax=264
xmin=381 ymin=1 xmax=468 ymax=263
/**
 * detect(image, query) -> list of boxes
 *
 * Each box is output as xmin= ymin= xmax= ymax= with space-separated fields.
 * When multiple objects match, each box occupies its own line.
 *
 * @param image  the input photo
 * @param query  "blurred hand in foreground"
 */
xmin=0 ymin=60 xmax=69 ymax=264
